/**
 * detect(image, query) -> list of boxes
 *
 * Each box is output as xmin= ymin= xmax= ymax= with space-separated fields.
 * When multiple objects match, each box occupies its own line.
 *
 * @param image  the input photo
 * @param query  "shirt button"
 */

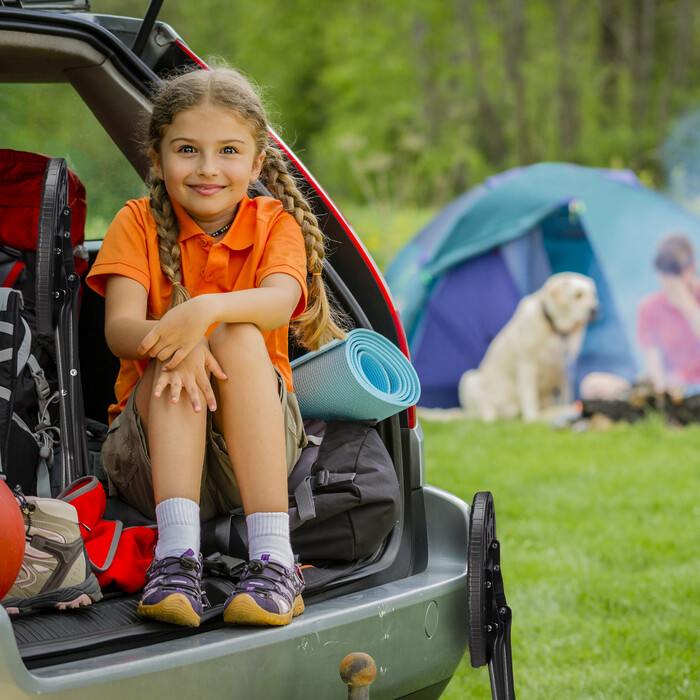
xmin=200 ymin=239 xmax=208 ymax=247
xmin=201 ymin=268 xmax=206 ymax=275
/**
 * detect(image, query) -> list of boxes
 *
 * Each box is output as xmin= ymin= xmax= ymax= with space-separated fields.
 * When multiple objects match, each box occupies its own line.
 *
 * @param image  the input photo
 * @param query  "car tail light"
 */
xmin=406 ymin=405 xmax=417 ymax=429
xmin=174 ymin=40 xmax=210 ymax=69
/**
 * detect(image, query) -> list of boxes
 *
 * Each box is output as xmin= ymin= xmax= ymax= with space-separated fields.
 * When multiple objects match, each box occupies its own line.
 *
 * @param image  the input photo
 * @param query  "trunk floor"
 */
xmin=11 ymin=594 xmax=229 ymax=669
xmin=9 ymin=562 xmax=374 ymax=669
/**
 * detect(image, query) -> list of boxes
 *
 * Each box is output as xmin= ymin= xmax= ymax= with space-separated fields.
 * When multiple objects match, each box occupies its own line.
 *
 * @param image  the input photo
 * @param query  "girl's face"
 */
xmin=151 ymin=102 xmax=265 ymax=233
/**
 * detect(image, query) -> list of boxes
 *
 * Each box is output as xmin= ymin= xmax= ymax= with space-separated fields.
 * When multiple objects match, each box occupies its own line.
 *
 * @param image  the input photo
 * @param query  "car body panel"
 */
xmin=0 ymin=487 xmax=469 ymax=700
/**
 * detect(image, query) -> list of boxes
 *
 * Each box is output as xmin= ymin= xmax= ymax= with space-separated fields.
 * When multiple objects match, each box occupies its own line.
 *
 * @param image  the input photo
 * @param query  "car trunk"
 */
xmin=0 ymin=8 xmax=419 ymax=672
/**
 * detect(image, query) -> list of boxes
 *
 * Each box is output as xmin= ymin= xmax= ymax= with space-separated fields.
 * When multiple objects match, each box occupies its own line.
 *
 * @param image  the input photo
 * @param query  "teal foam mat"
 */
xmin=291 ymin=328 xmax=421 ymax=421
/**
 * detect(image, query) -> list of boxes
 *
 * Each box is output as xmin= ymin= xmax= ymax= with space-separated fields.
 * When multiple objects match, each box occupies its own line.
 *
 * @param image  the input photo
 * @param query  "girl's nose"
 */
xmin=197 ymin=152 xmax=218 ymax=177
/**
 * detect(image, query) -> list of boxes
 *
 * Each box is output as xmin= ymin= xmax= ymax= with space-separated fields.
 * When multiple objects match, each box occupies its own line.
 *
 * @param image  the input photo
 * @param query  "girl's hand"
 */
xmin=153 ymin=339 xmax=226 ymax=412
xmin=139 ymin=296 xmax=212 ymax=370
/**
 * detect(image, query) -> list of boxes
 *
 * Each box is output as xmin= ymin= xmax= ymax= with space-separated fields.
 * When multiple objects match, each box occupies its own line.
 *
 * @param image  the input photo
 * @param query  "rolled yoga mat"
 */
xmin=290 ymin=328 xmax=421 ymax=421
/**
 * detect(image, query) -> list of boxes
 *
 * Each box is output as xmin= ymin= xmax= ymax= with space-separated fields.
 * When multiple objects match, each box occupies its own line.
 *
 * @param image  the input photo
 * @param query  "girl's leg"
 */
xmin=135 ymin=360 xmax=207 ymax=505
xmin=209 ymin=322 xmax=288 ymax=515
xmin=135 ymin=360 xmax=207 ymax=628
xmin=209 ymin=323 xmax=304 ymax=626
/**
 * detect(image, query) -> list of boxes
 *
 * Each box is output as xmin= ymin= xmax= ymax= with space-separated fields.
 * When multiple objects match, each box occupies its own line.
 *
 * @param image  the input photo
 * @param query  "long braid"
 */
xmin=147 ymin=171 xmax=190 ymax=309
xmin=260 ymin=143 xmax=346 ymax=350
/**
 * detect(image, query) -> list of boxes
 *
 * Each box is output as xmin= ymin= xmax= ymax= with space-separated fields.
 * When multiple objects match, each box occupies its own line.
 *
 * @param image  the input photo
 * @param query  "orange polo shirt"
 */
xmin=86 ymin=195 xmax=308 ymax=423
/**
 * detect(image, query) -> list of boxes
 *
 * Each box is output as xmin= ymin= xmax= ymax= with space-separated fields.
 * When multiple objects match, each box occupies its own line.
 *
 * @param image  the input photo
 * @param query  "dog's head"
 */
xmin=540 ymin=272 xmax=599 ymax=335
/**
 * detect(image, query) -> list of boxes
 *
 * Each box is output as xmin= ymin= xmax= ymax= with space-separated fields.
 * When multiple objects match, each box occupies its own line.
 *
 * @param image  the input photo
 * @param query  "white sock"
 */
xmin=154 ymin=498 xmax=200 ymax=559
xmin=247 ymin=512 xmax=294 ymax=569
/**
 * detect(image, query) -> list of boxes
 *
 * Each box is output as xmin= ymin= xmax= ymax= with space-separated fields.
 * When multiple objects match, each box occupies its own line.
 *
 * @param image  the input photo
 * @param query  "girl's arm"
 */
xmin=208 ymin=273 xmax=303 ymax=330
xmin=105 ymin=274 xmax=226 ymax=411
xmin=139 ymin=273 xmax=302 ymax=369
xmin=104 ymin=275 xmax=157 ymax=359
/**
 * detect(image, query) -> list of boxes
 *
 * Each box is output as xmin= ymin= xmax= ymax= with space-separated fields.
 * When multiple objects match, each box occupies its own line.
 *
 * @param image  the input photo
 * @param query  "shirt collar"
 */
xmin=170 ymin=195 xmax=255 ymax=250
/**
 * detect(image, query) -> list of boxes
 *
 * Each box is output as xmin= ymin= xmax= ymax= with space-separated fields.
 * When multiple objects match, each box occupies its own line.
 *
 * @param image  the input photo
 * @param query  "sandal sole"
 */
xmin=223 ymin=594 xmax=304 ymax=626
xmin=138 ymin=593 xmax=201 ymax=627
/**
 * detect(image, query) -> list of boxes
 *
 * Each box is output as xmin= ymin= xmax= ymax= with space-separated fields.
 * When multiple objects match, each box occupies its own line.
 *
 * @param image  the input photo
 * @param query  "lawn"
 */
xmin=420 ymin=416 xmax=700 ymax=699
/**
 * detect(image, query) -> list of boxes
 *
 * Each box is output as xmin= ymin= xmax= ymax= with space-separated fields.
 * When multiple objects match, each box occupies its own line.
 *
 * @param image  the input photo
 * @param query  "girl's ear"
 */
xmin=250 ymin=150 xmax=266 ymax=182
xmin=150 ymin=149 xmax=163 ymax=179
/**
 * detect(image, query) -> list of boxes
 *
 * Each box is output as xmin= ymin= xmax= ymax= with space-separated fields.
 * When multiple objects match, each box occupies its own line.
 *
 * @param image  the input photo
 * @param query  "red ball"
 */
xmin=0 ymin=480 xmax=25 ymax=600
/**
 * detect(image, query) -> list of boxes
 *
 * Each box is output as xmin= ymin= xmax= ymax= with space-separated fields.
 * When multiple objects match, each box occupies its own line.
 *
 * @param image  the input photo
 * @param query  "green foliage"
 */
xmin=422 ymin=416 xmax=700 ymax=699
xmin=8 ymin=1 xmax=700 ymax=222
xmin=141 ymin=1 xmax=700 ymax=208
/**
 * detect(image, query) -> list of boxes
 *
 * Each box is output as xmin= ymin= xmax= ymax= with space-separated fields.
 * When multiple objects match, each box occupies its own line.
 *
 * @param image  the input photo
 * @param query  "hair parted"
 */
xmin=145 ymin=66 xmax=346 ymax=349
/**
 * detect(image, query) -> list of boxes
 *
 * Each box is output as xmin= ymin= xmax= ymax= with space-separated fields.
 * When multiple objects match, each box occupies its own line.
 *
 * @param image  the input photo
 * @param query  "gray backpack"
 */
xmin=287 ymin=419 xmax=400 ymax=563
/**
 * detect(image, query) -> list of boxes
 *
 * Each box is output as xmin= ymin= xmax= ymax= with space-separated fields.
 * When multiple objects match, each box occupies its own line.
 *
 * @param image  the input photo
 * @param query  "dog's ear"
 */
xmin=548 ymin=279 xmax=571 ymax=308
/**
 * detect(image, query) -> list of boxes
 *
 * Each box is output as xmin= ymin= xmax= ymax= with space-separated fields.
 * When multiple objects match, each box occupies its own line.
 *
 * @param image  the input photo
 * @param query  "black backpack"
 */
xmin=287 ymin=419 xmax=400 ymax=562
xmin=201 ymin=419 xmax=400 ymax=582
xmin=0 ymin=286 xmax=58 ymax=495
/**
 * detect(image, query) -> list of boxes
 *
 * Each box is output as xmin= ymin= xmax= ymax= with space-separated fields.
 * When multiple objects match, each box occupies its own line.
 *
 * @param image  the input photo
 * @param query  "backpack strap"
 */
xmin=87 ymin=520 xmax=124 ymax=574
xmin=0 ymin=314 xmax=30 ymax=371
xmin=0 ymin=288 xmax=23 ymax=481
xmin=291 ymin=422 xmax=358 ymax=522
xmin=0 ymin=247 xmax=26 ymax=289
xmin=26 ymin=340 xmax=59 ymax=497
xmin=20 ymin=324 xmax=58 ymax=496
xmin=293 ymin=471 xmax=356 ymax=522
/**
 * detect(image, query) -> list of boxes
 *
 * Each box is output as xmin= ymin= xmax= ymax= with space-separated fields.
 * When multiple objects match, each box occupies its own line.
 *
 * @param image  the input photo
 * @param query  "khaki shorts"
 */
xmin=100 ymin=368 xmax=307 ymax=522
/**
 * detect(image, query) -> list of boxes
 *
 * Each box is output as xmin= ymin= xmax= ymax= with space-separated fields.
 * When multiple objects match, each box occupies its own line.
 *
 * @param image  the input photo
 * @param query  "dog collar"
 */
xmin=541 ymin=301 xmax=568 ymax=337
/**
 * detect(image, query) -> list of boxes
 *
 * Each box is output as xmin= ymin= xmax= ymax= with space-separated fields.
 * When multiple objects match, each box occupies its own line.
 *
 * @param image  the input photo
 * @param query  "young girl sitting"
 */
xmin=86 ymin=66 xmax=345 ymax=628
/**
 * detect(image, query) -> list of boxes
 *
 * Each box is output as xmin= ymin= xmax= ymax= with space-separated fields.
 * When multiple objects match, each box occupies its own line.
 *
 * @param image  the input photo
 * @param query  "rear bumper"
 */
xmin=0 ymin=485 xmax=470 ymax=700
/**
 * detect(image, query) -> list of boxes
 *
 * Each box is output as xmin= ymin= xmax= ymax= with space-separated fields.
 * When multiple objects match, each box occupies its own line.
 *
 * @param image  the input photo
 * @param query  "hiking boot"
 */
xmin=223 ymin=556 xmax=305 ymax=626
xmin=137 ymin=549 xmax=203 ymax=627
xmin=2 ymin=496 xmax=103 ymax=615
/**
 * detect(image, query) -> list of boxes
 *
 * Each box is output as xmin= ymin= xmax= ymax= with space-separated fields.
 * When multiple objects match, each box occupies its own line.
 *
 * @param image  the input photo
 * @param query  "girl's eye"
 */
xmin=221 ymin=146 xmax=237 ymax=155
xmin=179 ymin=145 xmax=195 ymax=153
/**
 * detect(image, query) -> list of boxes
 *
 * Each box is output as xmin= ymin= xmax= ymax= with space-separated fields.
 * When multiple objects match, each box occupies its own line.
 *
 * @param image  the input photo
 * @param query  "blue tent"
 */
xmin=385 ymin=162 xmax=700 ymax=408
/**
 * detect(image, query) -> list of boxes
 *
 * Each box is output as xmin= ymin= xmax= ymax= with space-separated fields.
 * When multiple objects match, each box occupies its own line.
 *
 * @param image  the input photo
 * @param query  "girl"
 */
xmin=86 ymin=67 xmax=345 ymax=628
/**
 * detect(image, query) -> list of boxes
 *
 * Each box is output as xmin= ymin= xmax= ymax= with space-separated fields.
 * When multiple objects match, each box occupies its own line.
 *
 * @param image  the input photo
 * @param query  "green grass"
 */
xmin=420 ymin=416 xmax=700 ymax=700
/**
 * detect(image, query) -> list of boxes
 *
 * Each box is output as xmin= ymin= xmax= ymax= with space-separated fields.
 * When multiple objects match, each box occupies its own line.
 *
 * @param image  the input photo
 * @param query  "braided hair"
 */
xmin=146 ymin=67 xmax=346 ymax=349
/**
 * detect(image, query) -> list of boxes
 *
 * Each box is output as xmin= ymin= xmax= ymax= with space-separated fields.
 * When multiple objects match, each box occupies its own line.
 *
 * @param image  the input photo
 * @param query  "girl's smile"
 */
xmin=190 ymin=184 xmax=224 ymax=196
xmin=151 ymin=103 xmax=265 ymax=234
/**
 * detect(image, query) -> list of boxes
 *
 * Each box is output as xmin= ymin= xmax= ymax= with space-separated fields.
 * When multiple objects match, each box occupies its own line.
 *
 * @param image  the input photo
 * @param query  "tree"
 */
xmin=19 ymin=0 xmax=700 ymax=209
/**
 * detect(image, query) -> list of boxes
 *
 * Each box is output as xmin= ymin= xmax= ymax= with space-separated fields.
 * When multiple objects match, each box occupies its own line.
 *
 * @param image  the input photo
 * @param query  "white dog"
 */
xmin=458 ymin=272 xmax=599 ymax=422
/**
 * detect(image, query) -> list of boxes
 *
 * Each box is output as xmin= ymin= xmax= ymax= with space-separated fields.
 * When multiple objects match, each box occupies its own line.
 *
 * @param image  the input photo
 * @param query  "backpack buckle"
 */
xmin=314 ymin=469 xmax=330 ymax=488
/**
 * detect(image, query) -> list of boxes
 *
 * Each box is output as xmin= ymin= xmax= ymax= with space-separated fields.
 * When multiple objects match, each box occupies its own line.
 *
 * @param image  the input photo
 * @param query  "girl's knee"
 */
xmin=209 ymin=322 xmax=267 ymax=364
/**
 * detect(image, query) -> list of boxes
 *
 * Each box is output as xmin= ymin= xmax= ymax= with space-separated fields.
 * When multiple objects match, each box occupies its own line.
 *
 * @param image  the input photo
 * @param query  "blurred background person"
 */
xmin=637 ymin=233 xmax=700 ymax=395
